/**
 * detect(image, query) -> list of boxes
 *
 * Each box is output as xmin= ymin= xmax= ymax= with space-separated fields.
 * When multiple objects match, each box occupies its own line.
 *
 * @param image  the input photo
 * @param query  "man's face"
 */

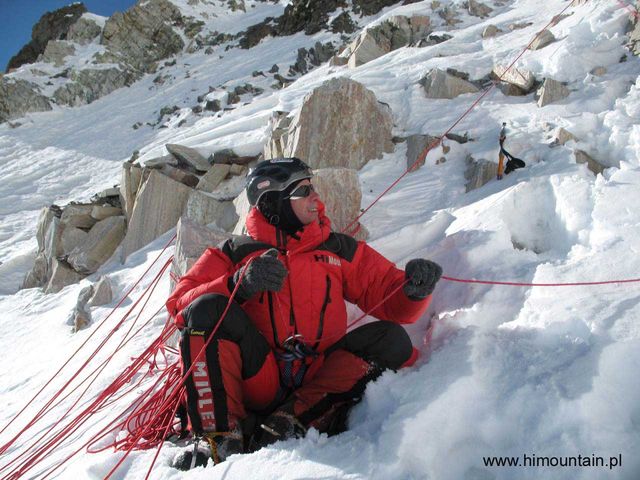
xmin=289 ymin=179 xmax=320 ymax=225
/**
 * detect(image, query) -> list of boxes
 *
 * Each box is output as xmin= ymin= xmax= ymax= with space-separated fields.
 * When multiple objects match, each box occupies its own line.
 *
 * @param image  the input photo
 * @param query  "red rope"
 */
xmin=442 ymin=274 xmax=640 ymax=287
xmin=2 ymin=258 xmax=174 ymax=480
xmin=99 ymin=257 xmax=253 ymax=480
xmin=0 ymin=233 xmax=176 ymax=455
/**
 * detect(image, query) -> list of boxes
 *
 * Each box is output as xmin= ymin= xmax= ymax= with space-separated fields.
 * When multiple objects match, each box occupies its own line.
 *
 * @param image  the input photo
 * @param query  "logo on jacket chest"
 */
xmin=313 ymin=254 xmax=341 ymax=267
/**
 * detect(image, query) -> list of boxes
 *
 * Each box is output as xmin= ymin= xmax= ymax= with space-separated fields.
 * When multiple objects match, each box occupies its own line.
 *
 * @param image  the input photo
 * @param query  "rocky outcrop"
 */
xmin=467 ymin=0 xmax=493 ymax=18
xmin=88 ymin=276 xmax=113 ymax=307
xmin=352 ymin=0 xmax=401 ymax=16
xmin=171 ymin=216 xmax=232 ymax=289
xmin=6 ymin=3 xmax=87 ymax=71
xmin=166 ymin=144 xmax=211 ymax=173
xmin=185 ymin=191 xmax=239 ymax=231
xmin=482 ymin=25 xmax=501 ymax=38
xmin=405 ymin=134 xmax=440 ymax=170
xmin=492 ymin=65 xmax=536 ymax=93
xmin=197 ymin=164 xmax=232 ymax=192
xmin=631 ymin=20 xmax=640 ymax=56
xmin=265 ymin=78 xmax=394 ymax=170
xmin=120 ymin=169 xmax=193 ymax=261
xmin=551 ymin=127 xmax=577 ymax=146
xmin=67 ymin=216 xmax=126 ymax=274
xmin=574 ymin=150 xmax=605 ymax=176
xmin=120 ymin=161 xmax=143 ymax=221
xmin=276 ymin=0 xmax=346 ymax=36
xmin=420 ymin=68 xmax=480 ymax=99
xmin=39 ymin=41 xmax=76 ymax=67
xmin=537 ymin=78 xmax=570 ymax=107
xmin=0 ymin=78 xmax=52 ymax=122
xmin=53 ymin=68 xmax=136 ymax=107
xmin=313 ymin=168 xmax=368 ymax=240
xmin=529 ymin=29 xmax=556 ymax=50
xmin=46 ymin=259 xmax=84 ymax=294
xmin=101 ymin=0 xmax=185 ymax=72
xmin=465 ymin=156 xmax=498 ymax=192
xmin=346 ymin=15 xmax=431 ymax=68
xmin=67 ymin=284 xmax=94 ymax=331
xmin=23 ymin=194 xmax=126 ymax=292
xmin=67 ymin=15 xmax=103 ymax=45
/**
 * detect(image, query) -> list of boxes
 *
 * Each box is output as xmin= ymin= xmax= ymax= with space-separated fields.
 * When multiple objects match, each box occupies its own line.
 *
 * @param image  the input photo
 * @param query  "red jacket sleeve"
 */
xmin=342 ymin=242 xmax=430 ymax=324
xmin=165 ymin=247 xmax=235 ymax=328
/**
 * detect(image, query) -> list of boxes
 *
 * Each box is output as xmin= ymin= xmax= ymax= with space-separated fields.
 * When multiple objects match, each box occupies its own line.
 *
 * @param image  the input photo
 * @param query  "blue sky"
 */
xmin=1 ymin=0 xmax=137 ymax=71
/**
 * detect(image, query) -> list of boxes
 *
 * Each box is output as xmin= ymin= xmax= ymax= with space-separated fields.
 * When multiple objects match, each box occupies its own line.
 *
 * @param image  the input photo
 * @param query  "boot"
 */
xmin=251 ymin=401 xmax=307 ymax=449
xmin=171 ymin=427 xmax=243 ymax=470
xmin=205 ymin=429 xmax=244 ymax=464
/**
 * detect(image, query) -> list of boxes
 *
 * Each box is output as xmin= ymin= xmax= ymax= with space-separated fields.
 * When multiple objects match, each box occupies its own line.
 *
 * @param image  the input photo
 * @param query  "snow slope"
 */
xmin=1 ymin=0 xmax=640 ymax=479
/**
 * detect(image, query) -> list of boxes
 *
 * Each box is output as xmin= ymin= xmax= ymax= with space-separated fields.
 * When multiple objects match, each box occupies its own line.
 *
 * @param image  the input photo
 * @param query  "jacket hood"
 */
xmin=245 ymin=200 xmax=332 ymax=253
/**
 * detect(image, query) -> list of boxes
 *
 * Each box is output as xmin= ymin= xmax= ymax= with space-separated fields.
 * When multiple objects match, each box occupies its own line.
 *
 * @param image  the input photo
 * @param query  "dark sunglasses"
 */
xmin=286 ymin=184 xmax=315 ymax=200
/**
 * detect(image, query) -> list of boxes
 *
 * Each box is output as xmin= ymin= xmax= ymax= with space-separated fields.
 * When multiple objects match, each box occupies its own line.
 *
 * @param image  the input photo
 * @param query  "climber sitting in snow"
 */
xmin=166 ymin=157 xmax=442 ymax=468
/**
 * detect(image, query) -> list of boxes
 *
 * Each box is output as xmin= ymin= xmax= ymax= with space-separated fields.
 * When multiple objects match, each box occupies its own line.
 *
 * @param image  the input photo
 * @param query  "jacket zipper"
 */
xmin=313 ymin=275 xmax=331 ymax=350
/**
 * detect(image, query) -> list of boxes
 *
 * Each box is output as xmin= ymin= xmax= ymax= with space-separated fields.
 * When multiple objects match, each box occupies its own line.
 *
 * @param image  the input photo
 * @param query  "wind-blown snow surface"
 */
xmin=1 ymin=0 xmax=640 ymax=479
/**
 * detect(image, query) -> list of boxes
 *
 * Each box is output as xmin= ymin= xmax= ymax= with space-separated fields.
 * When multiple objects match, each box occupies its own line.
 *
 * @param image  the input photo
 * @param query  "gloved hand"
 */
xmin=403 ymin=259 xmax=442 ymax=300
xmin=232 ymin=249 xmax=287 ymax=300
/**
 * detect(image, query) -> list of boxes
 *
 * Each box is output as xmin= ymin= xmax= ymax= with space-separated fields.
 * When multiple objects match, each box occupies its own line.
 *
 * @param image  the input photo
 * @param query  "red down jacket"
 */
xmin=166 ymin=202 xmax=430 ymax=353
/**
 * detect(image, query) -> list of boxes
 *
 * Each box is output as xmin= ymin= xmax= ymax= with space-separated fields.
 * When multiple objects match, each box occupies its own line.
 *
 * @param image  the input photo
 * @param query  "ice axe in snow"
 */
xmin=497 ymin=122 xmax=526 ymax=180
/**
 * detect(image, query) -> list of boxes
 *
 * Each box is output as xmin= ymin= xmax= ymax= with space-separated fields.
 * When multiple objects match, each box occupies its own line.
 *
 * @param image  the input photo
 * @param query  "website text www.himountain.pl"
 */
xmin=483 ymin=453 xmax=622 ymax=470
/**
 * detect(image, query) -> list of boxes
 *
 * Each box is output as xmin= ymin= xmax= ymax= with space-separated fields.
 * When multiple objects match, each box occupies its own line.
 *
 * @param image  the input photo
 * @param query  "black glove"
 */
xmin=403 ymin=259 xmax=442 ymax=300
xmin=232 ymin=249 xmax=287 ymax=301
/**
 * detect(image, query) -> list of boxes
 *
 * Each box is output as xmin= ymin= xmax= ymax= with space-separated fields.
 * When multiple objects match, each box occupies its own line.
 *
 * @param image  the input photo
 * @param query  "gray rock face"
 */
xmin=67 ymin=216 xmax=126 ymax=274
xmin=492 ymin=65 xmax=536 ymax=92
xmin=347 ymin=15 xmax=431 ymax=68
xmin=171 ymin=216 xmax=232 ymax=290
xmin=53 ymin=68 xmax=136 ymax=107
xmin=631 ymin=20 xmax=640 ymax=56
xmin=67 ymin=16 xmax=103 ymax=45
xmin=197 ymin=164 xmax=231 ymax=192
xmin=405 ymin=134 xmax=440 ymax=170
xmin=61 ymin=225 xmax=88 ymax=255
xmin=39 ymin=41 xmax=76 ymax=67
xmin=88 ymin=276 xmax=113 ymax=307
xmin=468 ymin=0 xmax=493 ymax=18
xmin=420 ymin=68 xmax=480 ymax=99
xmin=465 ymin=156 xmax=498 ymax=192
xmin=45 ymin=258 xmax=83 ymax=294
xmin=537 ymin=78 xmax=570 ymax=107
xmin=120 ymin=169 xmax=193 ymax=261
xmin=482 ymin=25 xmax=500 ymax=38
xmin=101 ymin=0 xmax=185 ymax=72
xmin=120 ymin=162 xmax=143 ymax=221
xmin=67 ymin=285 xmax=94 ymax=331
xmin=22 ymin=254 xmax=49 ymax=290
xmin=166 ymin=144 xmax=211 ymax=173
xmin=60 ymin=204 xmax=96 ymax=229
xmin=552 ymin=127 xmax=577 ymax=146
xmin=6 ymin=3 xmax=87 ymax=71
xmin=574 ymin=150 xmax=605 ymax=175
xmin=313 ymin=168 xmax=368 ymax=240
xmin=264 ymin=111 xmax=293 ymax=159
xmin=91 ymin=204 xmax=122 ymax=221
xmin=271 ymin=77 xmax=394 ymax=170
xmin=23 ymin=199 xmax=126 ymax=291
xmin=185 ymin=191 xmax=239 ymax=231
xmin=0 ymin=78 xmax=52 ymax=123
xmin=529 ymin=29 xmax=556 ymax=50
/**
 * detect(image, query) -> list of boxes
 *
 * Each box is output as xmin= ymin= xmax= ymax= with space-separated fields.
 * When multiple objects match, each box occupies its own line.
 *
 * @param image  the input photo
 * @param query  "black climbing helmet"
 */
xmin=246 ymin=157 xmax=313 ymax=206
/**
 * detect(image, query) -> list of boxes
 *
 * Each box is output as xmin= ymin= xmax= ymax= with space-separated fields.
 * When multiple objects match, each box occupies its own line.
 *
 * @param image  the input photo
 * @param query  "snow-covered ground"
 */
xmin=1 ymin=0 xmax=640 ymax=478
